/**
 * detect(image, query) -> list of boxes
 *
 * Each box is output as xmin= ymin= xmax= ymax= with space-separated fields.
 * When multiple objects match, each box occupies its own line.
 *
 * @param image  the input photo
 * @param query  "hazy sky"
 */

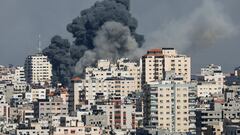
xmin=0 ymin=0 xmax=239 ymax=73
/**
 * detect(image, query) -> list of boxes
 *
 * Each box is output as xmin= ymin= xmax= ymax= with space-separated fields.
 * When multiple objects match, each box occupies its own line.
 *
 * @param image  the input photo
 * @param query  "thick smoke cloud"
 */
xmin=75 ymin=21 xmax=141 ymax=73
xmin=146 ymin=0 xmax=237 ymax=52
xmin=43 ymin=0 xmax=144 ymax=86
xmin=42 ymin=36 xmax=74 ymax=86
xmin=67 ymin=0 xmax=144 ymax=63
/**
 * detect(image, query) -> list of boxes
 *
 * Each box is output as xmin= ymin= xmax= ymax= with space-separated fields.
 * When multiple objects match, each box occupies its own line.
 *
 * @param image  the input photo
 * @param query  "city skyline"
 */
xmin=0 ymin=0 xmax=239 ymax=73
xmin=0 ymin=1 xmax=240 ymax=134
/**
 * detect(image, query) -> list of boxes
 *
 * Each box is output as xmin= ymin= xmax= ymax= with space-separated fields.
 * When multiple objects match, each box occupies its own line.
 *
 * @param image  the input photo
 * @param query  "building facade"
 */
xmin=142 ymin=48 xmax=191 ymax=84
xmin=24 ymin=53 xmax=52 ymax=85
xmin=143 ymin=80 xmax=196 ymax=134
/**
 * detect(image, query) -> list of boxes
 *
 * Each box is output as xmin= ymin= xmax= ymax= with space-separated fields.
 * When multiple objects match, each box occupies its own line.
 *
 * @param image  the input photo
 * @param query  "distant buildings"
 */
xmin=195 ymin=64 xmax=225 ymax=97
xmin=201 ymin=64 xmax=225 ymax=87
xmin=2 ymin=47 xmax=240 ymax=135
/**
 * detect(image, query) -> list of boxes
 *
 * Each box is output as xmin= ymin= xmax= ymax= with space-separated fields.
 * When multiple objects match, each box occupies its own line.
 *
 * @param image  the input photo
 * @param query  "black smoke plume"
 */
xmin=67 ymin=0 xmax=144 ymax=63
xmin=42 ymin=36 xmax=74 ymax=86
xmin=43 ymin=0 xmax=144 ymax=86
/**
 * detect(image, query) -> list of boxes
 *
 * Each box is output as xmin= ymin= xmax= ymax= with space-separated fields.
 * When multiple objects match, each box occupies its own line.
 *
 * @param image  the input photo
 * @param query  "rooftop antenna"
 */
xmin=38 ymin=34 xmax=42 ymax=54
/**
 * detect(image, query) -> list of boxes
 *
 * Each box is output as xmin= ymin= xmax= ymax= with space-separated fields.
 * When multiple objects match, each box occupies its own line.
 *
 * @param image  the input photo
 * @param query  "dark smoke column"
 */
xmin=43 ymin=0 xmax=144 ymax=86
xmin=67 ymin=0 xmax=144 ymax=63
xmin=42 ymin=36 xmax=74 ymax=86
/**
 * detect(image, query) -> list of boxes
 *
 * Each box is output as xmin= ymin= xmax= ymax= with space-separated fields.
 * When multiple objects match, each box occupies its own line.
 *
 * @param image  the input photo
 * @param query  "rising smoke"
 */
xmin=42 ymin=36 xmax=74 ymax=86
xmin=43 ymin=0 xmax=144 ymax=86
xmin=67 ymin=0 xmax=144 ymax=63
xmin=43 ymin=0 xmax=237 ymax=86
xmin=75 ymin=21 xmax=141 ymax=73
xmin=146 ymin=0 xmax=237 ymax=53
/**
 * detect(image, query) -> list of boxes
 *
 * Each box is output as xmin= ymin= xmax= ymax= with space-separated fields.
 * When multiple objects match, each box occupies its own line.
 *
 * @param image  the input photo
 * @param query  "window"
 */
xmin=70 ymin=130 xmax=76 ymax=134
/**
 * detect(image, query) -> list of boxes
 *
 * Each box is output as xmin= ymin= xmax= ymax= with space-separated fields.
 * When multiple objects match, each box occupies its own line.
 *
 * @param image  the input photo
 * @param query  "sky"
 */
xmin=0 ymin=0 xmax=239 ymax=73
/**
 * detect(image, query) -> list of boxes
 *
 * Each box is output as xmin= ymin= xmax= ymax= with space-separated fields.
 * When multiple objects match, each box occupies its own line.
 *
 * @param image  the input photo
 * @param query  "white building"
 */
xmin=24 ymin=53 xmax=52 ymax=85
xmin=85 ymin=58 xmax=141 ymax=91
xmin=13 ymin=66 xmax=27 ymax=92
xmin=201 ymin=64 xmax=225 ymax=87
xmin=52 ymin=115 xmax=102 ymax=135
xmin=16 ymin=123 xmax=49 ymax=135
xmin=195 ymin=64 xmax=225 ymax=98
xmin=71 ymin=75 xmax=138 ymax=110
xmin=14 ymin=66 xmax=26 ymax=83
xmin=70 ymin=58 xmax=141 ymax=111
xmin=197 ymin=82 xmax=222 ymax=97
xmin=142 ymin=48 xmax=191 ymax=84
xmin=25 ymin=87 xmax=46 ymax=102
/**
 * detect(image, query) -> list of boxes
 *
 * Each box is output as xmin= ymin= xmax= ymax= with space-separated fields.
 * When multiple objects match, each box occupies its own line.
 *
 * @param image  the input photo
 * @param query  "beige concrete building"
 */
xmin=96 ymin=98 xmax=137 ymax=130
xmin=24 ymin=53 xmax=52 ymax=85
xmin=54 ymin=126 xmax=102 ymax=135
xmin=142 ymin=48 xmax=191 ymax=84
xmin=33 ymin=96 xmax=68 ymax=119
xmin=25 ymin=87 xmax=46 ymax=102
xmin=16 ymin=122 xmax=49 ymax=135
xmin=143 ymin=80 xmax=196 ymax=134
xmin=85 ymin=58 xmax=141 ymax=91
xmin=70 ymin=58 xmax=141 ymax=111
xmin=197 ymin=82 xmax=222 ymax=97
xmin=71 ymin=76 xmax=137 ymax=110
xmin=52 ymin=115 xmax=102 ymax=135
xmin=14 ymin=66 xmax=26 ymax=83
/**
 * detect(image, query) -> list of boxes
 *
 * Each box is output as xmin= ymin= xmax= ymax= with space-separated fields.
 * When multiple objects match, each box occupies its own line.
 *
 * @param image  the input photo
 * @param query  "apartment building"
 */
xmin=16 ymin=123 xmax=49 ymax=135
xmin=85 ymin=58 xmax=141 ymax=91
xmin=33 ymin=96 xmax=68 ymax=119
xmin=142 ymin=48 xmax=191 ymax=84
xmin=143 ymin=79 xmax=196 ymax=134
xmin=71 ymin=76 xmax=137 ymax=110
xmin=53 ymin=126 xmax=102 ymax=135
xmin=201 ymin=64 xmax=225 ymax=87
xmin=96 ymin=97 xmax=137 ymax=130
xmin=24 ymin=53 xmax=52 ymax=85
xmin=14 ymin=66 xmax=26 ymax=83
xmin=25 ymin=87 xmax=46 ymax=102
xmin=197 ymin=82 xmax=223 ymax=97
xmin=196 ymin=101 xmax=224 ymax=134
xmin=52 ymin=115 xmax=102 ymax=135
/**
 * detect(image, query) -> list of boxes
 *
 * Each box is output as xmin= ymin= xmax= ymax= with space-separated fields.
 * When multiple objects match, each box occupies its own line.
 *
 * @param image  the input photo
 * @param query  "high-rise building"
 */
xmin=142 ymin=48 xmax=191 ymax=84
xmin=24 ymin=53 xmax=52 ymax=85
xmin=143 ymin=79 xmax=196 ymax=134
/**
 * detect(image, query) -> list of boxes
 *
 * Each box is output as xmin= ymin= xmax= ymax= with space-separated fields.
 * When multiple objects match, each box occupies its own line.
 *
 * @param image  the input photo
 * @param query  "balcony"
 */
xmin=150 ymin=108 xmax=158 ymax=112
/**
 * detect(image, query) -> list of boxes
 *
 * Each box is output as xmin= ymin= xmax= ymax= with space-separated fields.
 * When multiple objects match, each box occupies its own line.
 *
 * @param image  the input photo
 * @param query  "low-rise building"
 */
xmin=33 ymin=96 xmax=68 ymax=119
